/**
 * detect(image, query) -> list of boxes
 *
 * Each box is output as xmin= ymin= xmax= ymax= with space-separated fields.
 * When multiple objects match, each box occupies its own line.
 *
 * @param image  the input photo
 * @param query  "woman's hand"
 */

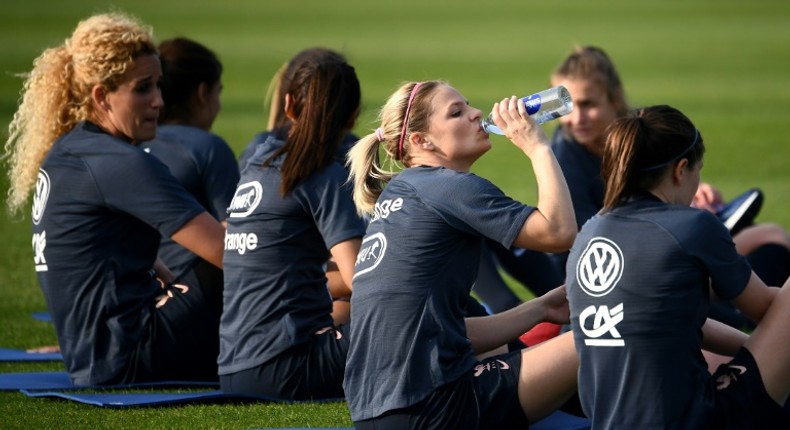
xmin=539 ymin=285 xmax=570 ymax=325
xmin=490 ymin=96 xmax=550 ymax=157
xmin=692 ymin=182 xmax=724 ymax=212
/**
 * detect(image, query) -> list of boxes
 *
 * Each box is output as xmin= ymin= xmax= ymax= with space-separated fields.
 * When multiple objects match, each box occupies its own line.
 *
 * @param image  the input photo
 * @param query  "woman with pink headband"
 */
xmin=344 ymin=81 xmax=580 ymax=428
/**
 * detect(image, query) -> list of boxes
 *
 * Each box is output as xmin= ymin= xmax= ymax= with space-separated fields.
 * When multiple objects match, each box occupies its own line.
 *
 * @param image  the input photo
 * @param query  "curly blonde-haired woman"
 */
xmin=3 ymin=13 xmax=225 ymax=385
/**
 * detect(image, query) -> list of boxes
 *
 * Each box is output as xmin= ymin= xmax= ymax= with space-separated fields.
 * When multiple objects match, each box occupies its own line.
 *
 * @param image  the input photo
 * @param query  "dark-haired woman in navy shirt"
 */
xmin=566 ymin=104 xmax=790 ymax=429
xmin=218 ymin=53 xmax=365 ymax=400
xmin=141 ymin=37 xmax=239 ymax=308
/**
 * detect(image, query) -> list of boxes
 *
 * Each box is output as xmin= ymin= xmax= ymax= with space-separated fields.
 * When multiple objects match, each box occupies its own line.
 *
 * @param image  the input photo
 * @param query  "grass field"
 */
xmin=1 ymin=0 xmax=788 ymax=428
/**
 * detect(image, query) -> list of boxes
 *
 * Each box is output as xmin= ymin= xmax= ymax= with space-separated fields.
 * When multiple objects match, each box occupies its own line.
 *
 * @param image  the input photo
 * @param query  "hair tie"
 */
xmin=374 ymin=127 xmax=385 ymax=142
xmin=397 ymin=82 xmax=424 ymax=160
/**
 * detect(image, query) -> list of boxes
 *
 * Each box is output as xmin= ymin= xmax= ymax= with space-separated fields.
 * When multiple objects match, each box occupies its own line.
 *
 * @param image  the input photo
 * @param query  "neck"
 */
xmin=408 ymin=153 xmax=473 ymax=172
xmin=89 ymin=116 xmax=134 ymax=144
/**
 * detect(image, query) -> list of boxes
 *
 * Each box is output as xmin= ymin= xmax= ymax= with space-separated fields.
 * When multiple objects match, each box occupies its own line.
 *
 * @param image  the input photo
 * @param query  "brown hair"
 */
xmin=158 ymin=37 xmax=222 ymax=123
xmin=265 ymin=47 xmax=347 ymax=132
xmin=265 ymin=54 xmax=360 ymax=196
xmin=552 ymin=45 xmax=629 ymax=117
xmin=602 ymin=105 xmax=705 ymax=210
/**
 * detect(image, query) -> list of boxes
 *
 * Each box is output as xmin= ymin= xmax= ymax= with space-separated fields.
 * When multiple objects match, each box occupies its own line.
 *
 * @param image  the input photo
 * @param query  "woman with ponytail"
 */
xmin=2 ymin=13 xmax=225 ymax=385
xmin=237 ymin=47 xmax=358 ymax=172
xmin=218 ymin=53 xmax=365 ymax=400
xmin=566 ymin=105 xmax=790 ymax=428
xmin=344 ymin=81 xmax=580 ymax=429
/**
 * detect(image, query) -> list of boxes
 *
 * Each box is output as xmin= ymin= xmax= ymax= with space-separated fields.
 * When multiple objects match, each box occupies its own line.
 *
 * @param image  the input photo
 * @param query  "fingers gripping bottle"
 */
xmin=481 ymin=86 xmax=573 ymax=135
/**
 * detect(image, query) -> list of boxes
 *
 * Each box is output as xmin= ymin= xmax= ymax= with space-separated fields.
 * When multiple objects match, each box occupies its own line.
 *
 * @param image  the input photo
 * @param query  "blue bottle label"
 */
xmin=523 ymin=94 xmax=542 ymax=115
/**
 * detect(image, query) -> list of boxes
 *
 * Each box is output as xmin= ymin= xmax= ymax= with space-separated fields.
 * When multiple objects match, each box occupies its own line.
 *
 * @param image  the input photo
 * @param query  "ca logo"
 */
xmin=580 ymin=304 xmax=624 ymax=346
xmin=32 ymin=169 xmax=51 ymax=225
xmin=576 ymin=237 xmax=624 ymax=297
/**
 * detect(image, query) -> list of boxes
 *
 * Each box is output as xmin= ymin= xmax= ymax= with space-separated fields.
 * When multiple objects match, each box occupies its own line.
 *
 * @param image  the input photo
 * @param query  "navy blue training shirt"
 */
xmin=566 ymin=193 xmax=751 ymax=429
xmin=218 ymin=136 xmax=366 ymax=375
xmin=550 ymin=128 xmax=604 ymax=229
xmin=31 ymin=121 xmax=205 ymax=385
xmin=238 ymin=128 xmax=357 ymax=172
xmin=344 ymin=166 xmax=534 ymax=421
xmin=141 ymin=124 xmax=239 ymax=279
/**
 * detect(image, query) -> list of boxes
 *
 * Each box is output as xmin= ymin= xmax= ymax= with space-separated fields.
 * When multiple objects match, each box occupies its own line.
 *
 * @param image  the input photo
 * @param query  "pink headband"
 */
xmin=397 ymin=82 xmax=424 ymax=160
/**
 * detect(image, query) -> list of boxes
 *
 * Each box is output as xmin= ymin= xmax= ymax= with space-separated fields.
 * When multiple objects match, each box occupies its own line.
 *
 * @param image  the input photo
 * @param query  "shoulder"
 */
xmin=247 ymin=136 xmax=285 ymax=167
xmin=156 ymin=125 xmax=229 ymax=149
xmin=301 ymin=160 xmax=351 ymax=190
xmin=626 ymin=202 xmax=729 ymax=247
xmin=59 ymin=122 xmax=153 ymax=166
xmin=396 ymin=167 xmax=505 ymax=205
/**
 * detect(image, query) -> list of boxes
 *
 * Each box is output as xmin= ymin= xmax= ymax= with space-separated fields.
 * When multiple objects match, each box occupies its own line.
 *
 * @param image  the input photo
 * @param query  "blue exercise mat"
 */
xmin=532 ymin=410 xmax=591 ymax=430
xmin=0 ymin=371 xmax=218 ymax=391
xmin=20 ymin=389 xmax=259 ymax=407
xmin=31 ymin=312 xmax=52 ymax=323
xmin=20 ymin=388 xmax=343 ymax=408
xmin=0 ymin=347 xmax=63 ymax=362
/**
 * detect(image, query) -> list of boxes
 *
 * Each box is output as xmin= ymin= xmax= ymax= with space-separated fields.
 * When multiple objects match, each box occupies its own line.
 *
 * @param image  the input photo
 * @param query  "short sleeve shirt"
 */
xmin=218 ymin=136 xmax=366 ymax=375
xmin=344 ymin=166 xmax=534 ymax=421
xmin=238 ymin=128 xmax=358 ymax=173
xmin=141 ymin=125 xmax=239 ymax=278
xmin=566 ymin=193 xmax=751 ymax=429
xmin=32 ymin=121 xmax=205 ymax=385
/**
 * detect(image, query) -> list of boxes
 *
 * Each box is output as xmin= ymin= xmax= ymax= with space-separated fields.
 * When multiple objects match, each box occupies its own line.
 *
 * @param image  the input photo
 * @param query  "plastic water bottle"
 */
xmin=481 ymin=86 xmax=573 ymax=135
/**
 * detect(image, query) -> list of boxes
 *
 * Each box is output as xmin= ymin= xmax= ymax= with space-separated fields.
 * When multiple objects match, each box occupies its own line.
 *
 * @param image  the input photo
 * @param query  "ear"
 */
xmin=408 ymin=132 xmax=432 ymax=150
xmin=196 ymin=82 xmax=209 ymax=105
xmin=283 ymin=93 xmax=297 ymax=122
xmin=91 ymin=84 xmax=110 ymax=112
xmin=672 ymin=158 xmax=689 ymax=185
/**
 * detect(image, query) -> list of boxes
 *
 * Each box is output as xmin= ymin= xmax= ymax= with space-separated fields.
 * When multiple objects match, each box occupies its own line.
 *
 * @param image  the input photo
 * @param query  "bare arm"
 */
xmin=329 ymin=237 xmax=362 ymax=293
xmin=171 ymin=211 xmax=225 ymax=269
xmin=731 ymin=272 xmax=778 ymax=323
xmin=491 ymin=96 xmax=576 ymax=252
xmin=326 ymin=259 xmax=351 ymax=299
xmin=466 ymin=286 xmax=570 ymax=355
xmin=701 ymin=318 xmax=748 ymax=356
xmin=514 ymin=146 xmax=577 ymax=252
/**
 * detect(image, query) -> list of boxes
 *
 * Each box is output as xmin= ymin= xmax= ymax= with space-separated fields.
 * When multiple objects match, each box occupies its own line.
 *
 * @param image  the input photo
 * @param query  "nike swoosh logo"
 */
xmin=728 ymin=365 xmax=747 ymax=375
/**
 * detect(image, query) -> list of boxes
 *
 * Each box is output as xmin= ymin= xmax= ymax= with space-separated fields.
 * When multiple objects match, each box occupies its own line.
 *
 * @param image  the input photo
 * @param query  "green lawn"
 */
xmin=1 ymin=0 xmax=788 ymax=428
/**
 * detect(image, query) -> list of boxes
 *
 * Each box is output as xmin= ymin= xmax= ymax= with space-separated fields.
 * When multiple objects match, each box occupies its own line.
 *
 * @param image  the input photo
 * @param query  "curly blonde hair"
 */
xmin=3 ymin=12 xmax=156 ymax=215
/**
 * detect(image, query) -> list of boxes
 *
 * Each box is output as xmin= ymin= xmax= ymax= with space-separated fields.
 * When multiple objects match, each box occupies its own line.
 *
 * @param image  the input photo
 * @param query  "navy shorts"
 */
xmin=355 ymin=351 xmax=528 ymax=430
xmin=711 ymin=347 xmax=790 ymax=429
xmin=121 ymin=281 xmax=221 ymax=384
xmin=220 ymin=325 xmax=349 ymax=400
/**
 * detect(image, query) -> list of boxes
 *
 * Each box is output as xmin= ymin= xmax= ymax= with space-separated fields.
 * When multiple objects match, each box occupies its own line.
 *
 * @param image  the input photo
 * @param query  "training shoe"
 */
xmin=717 ymin=188 xmax=763 ymax=236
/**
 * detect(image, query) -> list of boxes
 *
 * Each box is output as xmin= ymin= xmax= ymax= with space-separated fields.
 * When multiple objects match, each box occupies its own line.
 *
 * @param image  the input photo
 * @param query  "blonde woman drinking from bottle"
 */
xmin=344 ymin=80 xmax=580 ymax=429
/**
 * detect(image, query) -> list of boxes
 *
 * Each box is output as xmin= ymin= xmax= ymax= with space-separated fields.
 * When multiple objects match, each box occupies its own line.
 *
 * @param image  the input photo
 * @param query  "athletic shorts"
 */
xmin=711 ymin=346 xmax=790 ymax=429
xmin=220 ymin=325 xmax=349 ymax=400
xmin=355 ymin=351 xmax=528 ymax=430
xmin=121 ymin=281 xmax=221 ymax=384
